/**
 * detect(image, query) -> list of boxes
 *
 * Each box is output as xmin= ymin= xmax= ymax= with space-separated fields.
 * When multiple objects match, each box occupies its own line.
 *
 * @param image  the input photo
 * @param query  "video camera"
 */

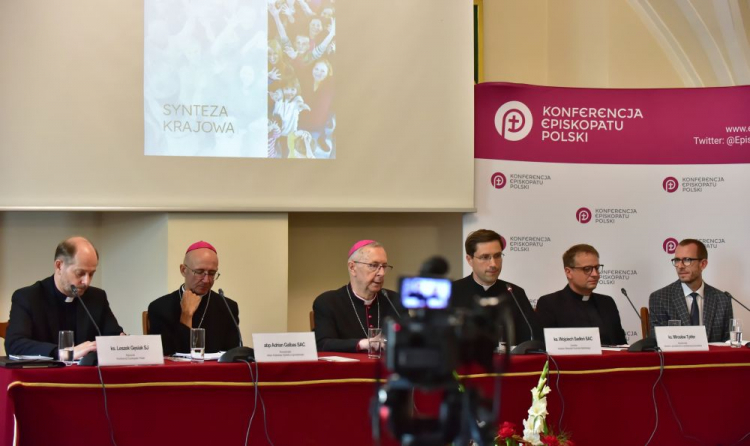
xmin=373 ymin=257 xmax=516 ymax=446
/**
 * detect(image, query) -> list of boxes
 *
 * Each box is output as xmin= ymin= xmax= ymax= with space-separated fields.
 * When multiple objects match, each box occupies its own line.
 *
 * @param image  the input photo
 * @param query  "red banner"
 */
xmin=475 ymin=82 xmax=750 ymax=164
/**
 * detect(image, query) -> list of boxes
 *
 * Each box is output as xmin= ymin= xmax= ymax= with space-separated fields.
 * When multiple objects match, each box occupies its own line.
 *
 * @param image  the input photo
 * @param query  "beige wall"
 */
xmin=483 ymin=0 xmax=685 ymax=87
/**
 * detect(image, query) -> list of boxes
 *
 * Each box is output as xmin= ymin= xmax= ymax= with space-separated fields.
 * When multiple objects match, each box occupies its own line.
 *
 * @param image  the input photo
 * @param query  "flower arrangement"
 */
xmin=494 ymin=360 xmax=574 ymax=446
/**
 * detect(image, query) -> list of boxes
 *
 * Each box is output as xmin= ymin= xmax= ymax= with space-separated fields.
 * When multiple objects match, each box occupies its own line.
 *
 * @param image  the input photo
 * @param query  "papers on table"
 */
xmin=601 ymin=345 xmax=629 ymax=351
xmin=10 ymin=355 xmax=54 ymax=361
xmin=318 ymin=356 xmax=360 ymax=362
xmin=172 ymin=352 xmax=224 ymax=361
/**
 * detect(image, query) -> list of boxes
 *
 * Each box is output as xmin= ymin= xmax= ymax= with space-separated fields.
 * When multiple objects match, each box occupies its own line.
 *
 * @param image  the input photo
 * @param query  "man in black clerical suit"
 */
xmin=148 ymin=241 xmax=240 ymax=355
xmin=451 ymin=229 xmax=542 ymax=344
xmin=313 ymin=240 xmax=403 ymax=352
xmin=5 ymin=236 xmax=123 ymax=359
xmin=536 ymin=244 xmax=626 ymax=345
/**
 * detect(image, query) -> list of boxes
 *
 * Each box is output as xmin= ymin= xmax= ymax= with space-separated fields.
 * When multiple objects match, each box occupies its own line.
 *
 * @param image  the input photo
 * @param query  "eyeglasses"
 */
xmin=353 ymin=261 xmax=393 ymax=272
xmin=472 ymin=253 xmax=505 ymax=262
xmin=568 ymin=264 xmax=604 ymax=275
xmin=671 ymin=257 xmax=703 ymax=267
xmin=184 ymin=265 xmax=221 ymax=280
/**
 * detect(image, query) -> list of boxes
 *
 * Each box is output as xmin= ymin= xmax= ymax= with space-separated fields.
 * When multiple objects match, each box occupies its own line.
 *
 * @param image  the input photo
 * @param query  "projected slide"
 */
xmin=144 ymin=0 xmax=335 ymax=159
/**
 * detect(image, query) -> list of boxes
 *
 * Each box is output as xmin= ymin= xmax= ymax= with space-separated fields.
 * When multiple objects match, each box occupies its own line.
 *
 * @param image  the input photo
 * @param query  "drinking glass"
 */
xmin=58 ymin=330 xmax=75 ymax=365
xmin=367 ymin=327 xmax=382 ymax=359
xmin=729 ymin=319 xmax=742 ymax=348
xmin=190 ymin=328 xmax=206 ymax=361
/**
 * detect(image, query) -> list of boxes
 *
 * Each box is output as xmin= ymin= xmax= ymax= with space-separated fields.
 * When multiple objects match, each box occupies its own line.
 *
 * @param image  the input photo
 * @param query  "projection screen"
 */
xmin=0 ymin=0 xmax=474 ymax=211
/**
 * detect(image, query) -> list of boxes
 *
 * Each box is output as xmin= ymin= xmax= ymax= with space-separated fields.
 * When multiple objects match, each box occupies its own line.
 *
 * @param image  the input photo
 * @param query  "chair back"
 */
xmin=0 ymin=321 xmax=8 ymax=339
xmin=309 ymin=311 xmax=315 ymax=331
xmin=640 ymin=307 xmax=650 ymax=338
xmin=142 ymin=311 xmax=150 ymax=335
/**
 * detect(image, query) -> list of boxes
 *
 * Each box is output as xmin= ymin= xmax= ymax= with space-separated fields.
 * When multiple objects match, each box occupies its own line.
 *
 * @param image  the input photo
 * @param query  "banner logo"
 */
xmin=663 ymin=238 xmax=678 ymax=254
xmin=495 ymin=101 xmax=533 ymax=141
xmin=491 ymin=172 xmax=507 ymax=189
xmin=576 ymin=207 xmax=592 ymax=224
xmin=500 ymin=236 xmax=507 ymax=250
xmin=663 ymin=177 xmax=679 ymax=193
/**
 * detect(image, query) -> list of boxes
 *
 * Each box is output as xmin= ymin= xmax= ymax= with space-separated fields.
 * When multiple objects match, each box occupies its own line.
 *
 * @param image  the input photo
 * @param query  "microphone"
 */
xmin=620 ymin=288 xmax=642 ymax=321
xmin=418 ymin=256 xmax=449 ymax=277
xmin=617 ymin=288 xmax=657 ymax=352
xmin=725 ymin=291 xmax=750 ymax=313
xmin=381 ymin=289 xmax=401 ymax=319
xmin=217 ymin=288 xmax=255 ymax=363
xmin=71 ymin=285 xmax=101 ymax=366
xmin=506 ymin=284 xmax=545 ymax=354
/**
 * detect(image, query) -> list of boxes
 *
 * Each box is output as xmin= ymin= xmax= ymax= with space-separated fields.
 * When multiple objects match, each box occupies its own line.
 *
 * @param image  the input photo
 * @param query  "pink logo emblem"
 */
xmin=491 ymin=172 xmax=507 ymax=189
xmin=576 ymin=207 xmax=592 ymax=224
xmin=663 ymin=177 xmax=679 ymax=193
xmin=494 ymin=101 xmax=533 ymax=141
xmin=500 ymin=235 xmax=507 ymax=250
xmin=663 ymin=238 xmax=679 ymax=254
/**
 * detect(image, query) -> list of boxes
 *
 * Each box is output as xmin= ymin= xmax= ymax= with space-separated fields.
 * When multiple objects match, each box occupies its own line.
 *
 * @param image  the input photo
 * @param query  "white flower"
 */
xmin=523 ymin=427 xmax=541 ymax=446
xmin=541 ymin=385 xmax=551 ymax=397
xmin=528 ymin=398 xmax=548 ymax=418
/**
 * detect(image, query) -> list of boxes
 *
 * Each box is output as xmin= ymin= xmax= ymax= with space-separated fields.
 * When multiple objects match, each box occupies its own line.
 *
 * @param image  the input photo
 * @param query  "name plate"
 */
xmin=654 ymin=326 xmax=709 ymax=352
xmin=251 ymin=332 xmax=317 ymax=363
xmin=96 ymin=335 xmax=165 ymax=366
xmin=544 ymin=328 xmax=602 ymax=355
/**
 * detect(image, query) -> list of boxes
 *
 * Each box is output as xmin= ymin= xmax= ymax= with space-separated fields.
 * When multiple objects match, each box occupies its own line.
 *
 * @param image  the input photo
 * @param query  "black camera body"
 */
xmin=375 ymin=271 xmax=514 ymax=446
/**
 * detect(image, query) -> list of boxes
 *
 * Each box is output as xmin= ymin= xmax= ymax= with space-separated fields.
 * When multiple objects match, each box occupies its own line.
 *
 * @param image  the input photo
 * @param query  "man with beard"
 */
xmin=649 ymin=238 xmax=732 ymax=342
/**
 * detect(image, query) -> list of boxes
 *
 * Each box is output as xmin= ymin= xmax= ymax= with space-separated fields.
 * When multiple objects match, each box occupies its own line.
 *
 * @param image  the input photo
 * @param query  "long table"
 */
xmin=2 ymin=347 xmax=749 ymax=445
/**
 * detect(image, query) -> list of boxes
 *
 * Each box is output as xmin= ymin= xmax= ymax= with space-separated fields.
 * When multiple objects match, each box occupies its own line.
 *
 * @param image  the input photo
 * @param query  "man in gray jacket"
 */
xmin=649 ymin=239 xmax=732 ymax=342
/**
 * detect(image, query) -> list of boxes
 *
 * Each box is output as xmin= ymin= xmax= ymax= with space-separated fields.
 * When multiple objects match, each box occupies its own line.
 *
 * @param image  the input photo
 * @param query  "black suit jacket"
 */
xmin=148 ymin=289 xmax=241 ymax=355
xmin=313 ymin=284 xmax=403 ymax=352
xmin=536 ymin=285 xmax=627 ymax=345
xmin=451 ymin=275 xmax=543 ymax=344
xmin=5 ymin=276 xmax=123 ymax=357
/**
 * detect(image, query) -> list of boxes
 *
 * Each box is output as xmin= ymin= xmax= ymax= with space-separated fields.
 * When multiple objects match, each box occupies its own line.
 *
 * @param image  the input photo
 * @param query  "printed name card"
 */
xmin=96 ymin=335 xmax=164 ymax=366
xmin=654 ymin=326 xmax=709 ymax=352
xmin=544 ymin=328 xmax=602 ymax=355
xmin=252 ymin=332 xmax=318 ymax=363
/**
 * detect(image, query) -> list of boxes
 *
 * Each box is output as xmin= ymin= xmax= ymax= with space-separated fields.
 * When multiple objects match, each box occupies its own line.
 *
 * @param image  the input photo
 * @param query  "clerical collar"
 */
xmin=472 ymin=276 xmax=496 ymax=292
xmin=350 ymin=286 xmax=377 ymax=306
xmin=53 ymin=284 xmax=75 ymax=303
xmin=566 ymin=285 xmax=592 ymax=301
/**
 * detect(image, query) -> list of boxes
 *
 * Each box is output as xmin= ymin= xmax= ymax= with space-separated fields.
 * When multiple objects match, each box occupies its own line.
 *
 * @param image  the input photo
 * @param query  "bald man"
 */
xmin=5 ymin=237 xmax=123 ymax=359
xmin=148 ymin=241 xmax=240 ymax=355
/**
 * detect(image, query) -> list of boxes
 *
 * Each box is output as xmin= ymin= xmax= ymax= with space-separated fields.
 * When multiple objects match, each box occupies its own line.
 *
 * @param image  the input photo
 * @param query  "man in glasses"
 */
xmin=648 ymin=238 xmax=732 ymax=341
xmin=313 ymin=240 xmax=403 ymax=352
xmin=536 ymin=244 xmax=626 ymax=345
xmin=451 ymin=229 xmax=542 ymax=344
xmin=148 ymin=241 xmax=240 ymax=355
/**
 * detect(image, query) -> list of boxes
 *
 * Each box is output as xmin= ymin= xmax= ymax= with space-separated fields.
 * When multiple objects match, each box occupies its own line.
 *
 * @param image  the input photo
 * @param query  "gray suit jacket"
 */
xmin=648 ymin=280 xmax=733 ymax=342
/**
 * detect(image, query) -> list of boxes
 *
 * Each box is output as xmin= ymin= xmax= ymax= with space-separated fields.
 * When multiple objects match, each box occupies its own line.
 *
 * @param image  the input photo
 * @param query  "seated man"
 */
xmin=649 ymin=238 xmax=732 ymax=342
xmin=148 ymin=241 xmax=240 ymax=355
xmin=5 ymin=236 xmax=123 ymax=359
xmin=536 ymin=244 xmax=626 ymax=345
xmin=451 ymin=229 xmax=542 ymax=344
xmin=313 ymin=240 xmax=402 ymax=352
